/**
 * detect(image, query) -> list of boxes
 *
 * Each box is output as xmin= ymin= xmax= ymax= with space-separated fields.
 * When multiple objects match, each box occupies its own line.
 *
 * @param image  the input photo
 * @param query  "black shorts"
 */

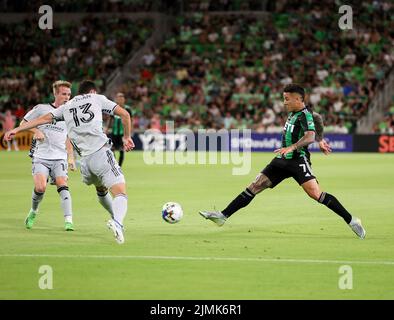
xmin=262 ymin=157 xmax=316 ymax=188
xmin=110 ymin=134 xmax=123 ymax=150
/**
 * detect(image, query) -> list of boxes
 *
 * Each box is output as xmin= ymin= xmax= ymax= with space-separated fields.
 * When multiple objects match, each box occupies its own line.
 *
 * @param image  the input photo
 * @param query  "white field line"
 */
xmin=0 ymin=254 xmax=394 ymax=266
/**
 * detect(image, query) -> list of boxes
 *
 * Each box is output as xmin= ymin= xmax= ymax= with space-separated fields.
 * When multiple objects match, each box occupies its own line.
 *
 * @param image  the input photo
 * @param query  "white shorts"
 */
xmin=80 ymin=145 xmax=125 ymax=188
xmin=32 ymin=158 xmax=68 ymax=181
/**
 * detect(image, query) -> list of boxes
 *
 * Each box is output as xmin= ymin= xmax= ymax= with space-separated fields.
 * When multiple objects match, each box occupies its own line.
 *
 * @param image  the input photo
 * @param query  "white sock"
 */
xmin=112 ymin=194 xmax=127 ymax=226
xmin=58 ymin=186 xmax=73 ymax=223
xmin=97 ymin=191 xmax=114 ymax=218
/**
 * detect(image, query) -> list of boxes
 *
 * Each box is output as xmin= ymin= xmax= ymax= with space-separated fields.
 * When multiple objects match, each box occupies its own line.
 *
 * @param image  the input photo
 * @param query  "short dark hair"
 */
xmin=78 ymin=80 xmax=97 ymax=94
xmin=283 ymin=83 xmax=305 ymax=101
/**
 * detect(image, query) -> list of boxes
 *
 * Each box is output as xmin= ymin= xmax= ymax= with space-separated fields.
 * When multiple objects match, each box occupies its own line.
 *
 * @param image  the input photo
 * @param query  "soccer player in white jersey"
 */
xmin=5 ymin=80 xmax=134 ymax=244
xmin=21 ymin=80 xmax=76 ymax=231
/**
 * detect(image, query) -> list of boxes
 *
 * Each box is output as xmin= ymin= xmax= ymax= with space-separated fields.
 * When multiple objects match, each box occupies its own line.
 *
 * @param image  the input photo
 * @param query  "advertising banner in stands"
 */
xmin=2 ymin=131 xmax=392 ymax=152
xmin=231 ymin=133 xmax=352 ymax=152
xmin=134 ymin=132 xmax=353 ymax=152
xmin=0 ymin=131 xmax=33 ymax=151
xmin=354 ymin=134 xmax=394 ymax=153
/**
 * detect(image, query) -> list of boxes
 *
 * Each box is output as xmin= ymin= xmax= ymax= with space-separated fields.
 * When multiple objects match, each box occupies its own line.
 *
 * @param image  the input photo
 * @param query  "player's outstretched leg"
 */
xmin=106 ymin=183 xmax=127 ymax=244
xmin=318 ymin=192 xmax=366 ymax=239
xmin=199 ymin=188 xmax=255 ymax=226
xmin=302 ymin=180 xmax=366 ymax=239
xmin=200 ymin=173 xmax=272 ymax=226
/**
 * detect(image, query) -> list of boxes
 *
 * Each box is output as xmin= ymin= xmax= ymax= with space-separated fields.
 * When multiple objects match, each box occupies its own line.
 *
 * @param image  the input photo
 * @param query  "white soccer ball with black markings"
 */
xmin=162 ymin=202 xmax=183 ymax=224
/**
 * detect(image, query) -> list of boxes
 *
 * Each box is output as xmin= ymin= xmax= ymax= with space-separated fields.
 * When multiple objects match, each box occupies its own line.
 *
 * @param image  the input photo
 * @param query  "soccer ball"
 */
xmin=162 ymin=202 xmax=183 ymax=224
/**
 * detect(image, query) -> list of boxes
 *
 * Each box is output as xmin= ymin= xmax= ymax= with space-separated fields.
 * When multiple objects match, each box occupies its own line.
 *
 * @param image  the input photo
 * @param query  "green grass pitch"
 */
xmin=0 ymin=151 xmax=393 ymax=299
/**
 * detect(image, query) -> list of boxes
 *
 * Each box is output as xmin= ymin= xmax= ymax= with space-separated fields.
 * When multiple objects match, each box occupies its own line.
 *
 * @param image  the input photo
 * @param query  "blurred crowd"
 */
xmin=373 ymin=99 xmax=394 ymax=134
xmin=0 ymin=0 xmax=154 ymax=12
xmin=0 ymin=16 xmax=152 ymax=125
xmin=116 ymin=1 xmax=394 ymax=133
xmin=1 ymin=1 xmax=393 ymax=135
xmin=0 ymin=0 xmax=272 ymax=13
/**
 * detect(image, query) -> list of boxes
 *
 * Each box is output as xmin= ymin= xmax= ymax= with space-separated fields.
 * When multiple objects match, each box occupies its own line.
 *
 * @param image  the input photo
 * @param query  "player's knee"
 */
xmin=110 ymin=183 xmax=126 ymax=197
xmin=35 ymin=185 xmax=46 ymax=194
xmin=55 ymin=177 xmax=67 ymax=187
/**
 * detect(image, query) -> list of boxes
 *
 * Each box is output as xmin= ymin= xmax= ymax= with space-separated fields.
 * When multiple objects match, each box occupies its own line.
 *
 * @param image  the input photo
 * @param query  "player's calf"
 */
xmin=109 ymin=183 xmax=128 ymax=229
xmin=317 ymin=191 xmax=352 ymax=224
xmin=96 ymin=186 xmax=114 ymax=218
xmin=31 ymin=188 xmax=44 ymax=211
xmin=57 ymin=185 xmax=74 ymax=230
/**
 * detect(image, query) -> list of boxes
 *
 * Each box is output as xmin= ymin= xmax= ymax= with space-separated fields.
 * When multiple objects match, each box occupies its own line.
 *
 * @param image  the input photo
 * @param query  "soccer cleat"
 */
xmin=199 ymin=210 xmax=227 ymax=227
xmin=349 ymin=217 xmax=366 ymax=239
xmin=64 ymin=222 xmax=74 ymax=231
xmin=106 ymin=219 xmax=125 ymax=244
xmin=25 ymin=209 xmax=37 ymax=229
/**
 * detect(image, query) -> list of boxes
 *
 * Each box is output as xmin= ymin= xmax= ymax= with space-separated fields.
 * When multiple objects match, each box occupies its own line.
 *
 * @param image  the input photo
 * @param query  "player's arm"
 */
xmin=275 ymin=131 xmax=316 ymax=156
xmin=104 ymin=115 xmax=113 ymax=135
xmin=293 ymin=130 xmax=315 ymax=150
xmin=4 ymin=113 xmax=53 ymax=141
xmin=312 ymin=112 xmax=332 ymax=155
xmin=20 ymin=119 xmax=45 ymax=141
xmin=113 ymin=105 xmax=135 ymax=152
xmin=66 ymin=137 xmax=76 ymax=171
xmin=313 ymin=112 xmax=324 ymax=142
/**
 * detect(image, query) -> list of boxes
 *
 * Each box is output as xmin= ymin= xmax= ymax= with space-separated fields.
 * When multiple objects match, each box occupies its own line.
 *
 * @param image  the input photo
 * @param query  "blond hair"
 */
xmin=52 ymin=80 xmax=71 ymax=95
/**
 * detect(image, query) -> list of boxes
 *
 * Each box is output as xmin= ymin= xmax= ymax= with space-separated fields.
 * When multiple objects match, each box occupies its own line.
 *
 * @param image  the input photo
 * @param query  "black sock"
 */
xmin=119 ymin=150 xmax=124 ymax=167
xmin=222 ymin=188 xmax=255 ymax=218
xmin=318 ymin=192 xmax=352 ymax=224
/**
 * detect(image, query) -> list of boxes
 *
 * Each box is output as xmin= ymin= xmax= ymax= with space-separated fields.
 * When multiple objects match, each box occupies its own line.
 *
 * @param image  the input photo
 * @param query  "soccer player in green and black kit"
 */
xmin=107 ymin=92 xmax=132 ymax=167
xmin=200 ymin=84 xmax=366 ymax=239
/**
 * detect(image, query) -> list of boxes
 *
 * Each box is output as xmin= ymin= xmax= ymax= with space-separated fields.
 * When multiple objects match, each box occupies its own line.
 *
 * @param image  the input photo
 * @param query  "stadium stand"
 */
xmin=115 ymin=1 xmax=394 ymax=133
xmin=0 ymin=16 xmax=153 ymax=126
xmin=0 ymin=0 xmax=393 ymax=133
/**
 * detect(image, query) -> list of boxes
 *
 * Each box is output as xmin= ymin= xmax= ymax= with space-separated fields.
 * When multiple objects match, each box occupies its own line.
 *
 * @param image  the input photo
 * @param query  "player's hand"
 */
xmin=68 ymin=159 xmax=76 ymax=171
xmin=319 ymin=139 xmax=332 ymax=155
xmin=4 ymin=129 xmax=17 ymax=141
xmin=274 ymin=145 xmax=295 ymax=157
xmin=33 ymin=130 xmax=45 ymax=141
xmin=123 ymin=137 xmax=135 ymax=152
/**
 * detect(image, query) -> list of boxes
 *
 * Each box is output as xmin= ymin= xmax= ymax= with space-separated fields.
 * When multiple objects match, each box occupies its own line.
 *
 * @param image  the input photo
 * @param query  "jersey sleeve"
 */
xmin=98 ymin=95 xmax=117 ymax=115
xmin=300 ymin=111 xmax=315 ymax=132
xmin=50 ymin=104 xmax=65 ymax=121
xmin=23 ymin=105 xmax=42 ymax=122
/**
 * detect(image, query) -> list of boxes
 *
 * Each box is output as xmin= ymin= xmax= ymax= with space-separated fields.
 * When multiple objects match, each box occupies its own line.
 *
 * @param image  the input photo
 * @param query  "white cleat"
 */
xmin=349 ymin=217 xmax=366 ymax=239
xmin=107 ymin=219 xmax=125 ymax=244
xmin=199 ymin=210 xmax=227 ymax=227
